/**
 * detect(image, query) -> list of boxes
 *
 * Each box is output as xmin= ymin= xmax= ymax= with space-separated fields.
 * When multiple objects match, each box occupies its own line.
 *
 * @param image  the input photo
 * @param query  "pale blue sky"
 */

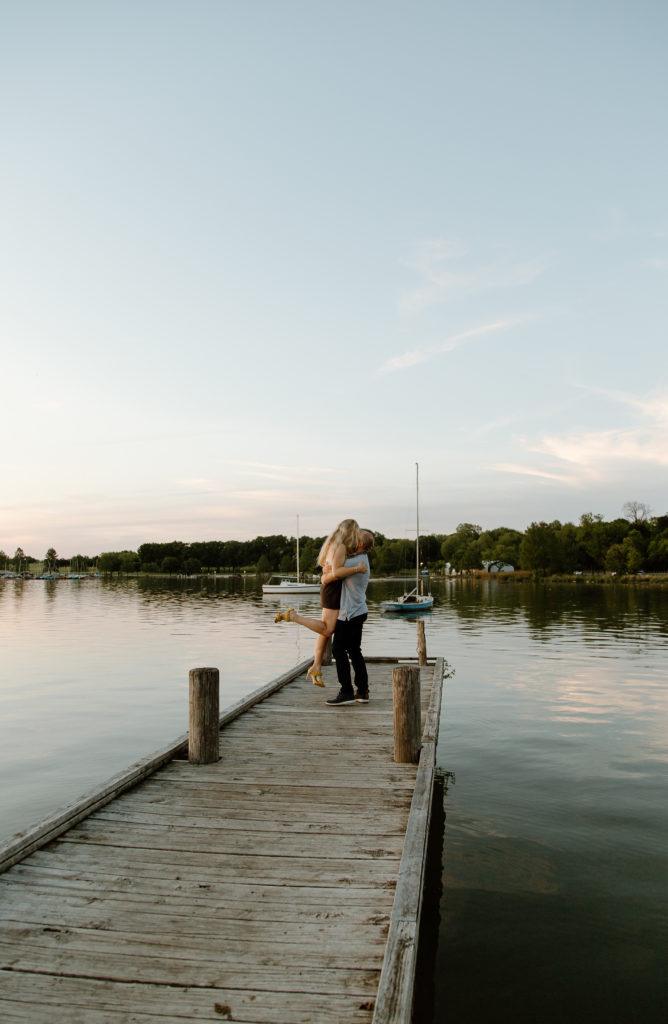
xmin=2 ymin=0 xmax=667 ymax=556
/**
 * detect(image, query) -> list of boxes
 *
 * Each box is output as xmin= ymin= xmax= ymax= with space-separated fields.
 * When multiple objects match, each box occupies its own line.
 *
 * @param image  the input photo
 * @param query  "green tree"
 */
xmin=256 ymin=554 xmax=272 ymax=575
xmin=605 ymin=543 xmax=627 ymax=574
xmin=299 ymin=539 xmax=321 ymax=574
xmin=557 ymin=522 xmax=583 ymax=572
xmin=221 ymin=540 xmax=245 ymax=570
xmin=419 ymin=534 xmax=443 ymax=564
xmin=118 ymin=551 xmax=140 ymax=574
xmin=520 ymin=522 xmax=562 ymax=574
xmin=623 ymin=534 xmax=644 ymax=572
xmin=279 ymin=553 xmax=294 ymax=573
xmin=98 ymin=552 xmax=121 ymax=574
xmin=647 ymin=533 xmax=668 ymax=571
xmin=441 ymin=523 xmax=482 ymax=572
xmin=44 ymin=548 xmax=58 ymax=573
xmin=13 ymin=547 xmax=26 ymax=573
xmin=577 ymin=513 xmax=608 ymax=570
xmin=478 ymin=527 xmax=523 ymax=570
xmin=375 ymin=538 xmax=414 ymax=573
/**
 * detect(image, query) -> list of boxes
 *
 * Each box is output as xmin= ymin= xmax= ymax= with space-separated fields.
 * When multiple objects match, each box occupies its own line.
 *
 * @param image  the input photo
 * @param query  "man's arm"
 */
xmin=322 ymin=558 xmax=368 ymax=585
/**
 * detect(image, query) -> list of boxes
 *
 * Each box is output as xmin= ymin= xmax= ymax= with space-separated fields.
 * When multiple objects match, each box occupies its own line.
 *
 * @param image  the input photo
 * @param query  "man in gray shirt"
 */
xmin=324 ymin=530 xmax=374 ymax=706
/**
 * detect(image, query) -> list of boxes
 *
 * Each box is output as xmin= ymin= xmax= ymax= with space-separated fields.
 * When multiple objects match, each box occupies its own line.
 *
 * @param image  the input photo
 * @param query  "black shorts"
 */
xmin=320 ymin=580 xmax=342 ymax=610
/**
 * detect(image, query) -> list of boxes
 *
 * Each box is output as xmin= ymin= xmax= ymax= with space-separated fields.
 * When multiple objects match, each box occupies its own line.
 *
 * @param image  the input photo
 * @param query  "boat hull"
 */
xmin=381 ymin=596 xmax=434 ymax=612
xmin=262 ymin=582 xmax=321 ymax=594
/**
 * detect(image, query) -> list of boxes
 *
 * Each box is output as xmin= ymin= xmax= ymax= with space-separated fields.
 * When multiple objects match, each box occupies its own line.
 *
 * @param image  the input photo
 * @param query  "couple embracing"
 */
xmin=275 ymin=519 xmax=373 ymax=706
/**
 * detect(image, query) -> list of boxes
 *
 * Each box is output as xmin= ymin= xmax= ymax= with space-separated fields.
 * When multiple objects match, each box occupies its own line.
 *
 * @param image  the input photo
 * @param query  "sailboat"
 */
xmin=261 ymin=516 xmax=321 ymax=594
xmin=381 ymin=463 xmax=434 ymax=613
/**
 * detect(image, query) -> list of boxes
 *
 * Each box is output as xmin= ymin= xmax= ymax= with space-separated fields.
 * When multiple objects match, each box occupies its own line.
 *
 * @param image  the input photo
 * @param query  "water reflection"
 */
xmin=429 ymin=579 xmax=668 ymax=1024
xmin=2 ymin=576 xmax=667 ymax=1021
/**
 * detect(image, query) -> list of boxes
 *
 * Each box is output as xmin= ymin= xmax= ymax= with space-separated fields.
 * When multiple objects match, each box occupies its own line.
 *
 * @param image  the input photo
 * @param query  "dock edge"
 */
xmin=0 ymin=658 xmax=312 ymax=875
xmin=372 ymin=656 xmax=446 ymax=1024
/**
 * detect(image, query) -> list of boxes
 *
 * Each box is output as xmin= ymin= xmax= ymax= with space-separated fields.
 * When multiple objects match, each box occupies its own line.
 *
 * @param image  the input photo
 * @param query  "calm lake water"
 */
xmin=2 ymin=575 xmax=667 ymax=1022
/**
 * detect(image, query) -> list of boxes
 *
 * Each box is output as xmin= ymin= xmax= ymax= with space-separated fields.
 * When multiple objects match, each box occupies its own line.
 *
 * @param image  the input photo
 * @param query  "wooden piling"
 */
xmin=392 ymin=664 xmax=421 ymax=763
xmin=188 ymin=666 xmax=220 ymax=764
xmin=417 ymin=620 xmax=427 ymax=666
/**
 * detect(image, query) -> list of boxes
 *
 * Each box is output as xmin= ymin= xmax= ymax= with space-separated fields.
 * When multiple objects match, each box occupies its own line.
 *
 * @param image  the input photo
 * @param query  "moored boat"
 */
xmin=261 ymin=576 xmax=321 ymax=594
xmin=262 ymin=516 xmax=321 ymax=594
xmin=381 ymin=463 xmax=434 ymax=613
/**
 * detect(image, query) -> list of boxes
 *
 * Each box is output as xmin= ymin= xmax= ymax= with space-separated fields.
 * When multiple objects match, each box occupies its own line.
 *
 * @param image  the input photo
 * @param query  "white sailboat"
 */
xmin=381 ymin=463 xmax=434 ymax=613
xmin=261 ymin=516 xmax=321 ymax=594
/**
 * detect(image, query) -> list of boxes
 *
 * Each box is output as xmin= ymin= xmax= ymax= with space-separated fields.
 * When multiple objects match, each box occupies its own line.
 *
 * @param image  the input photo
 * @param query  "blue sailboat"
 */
xmin=381 ymin=463 xmax=434 ymax=613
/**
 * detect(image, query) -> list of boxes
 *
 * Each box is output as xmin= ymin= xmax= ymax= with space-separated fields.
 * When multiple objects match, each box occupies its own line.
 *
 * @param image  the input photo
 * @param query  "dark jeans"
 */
xmin=332 ymin=613 xmax=368 ymax=694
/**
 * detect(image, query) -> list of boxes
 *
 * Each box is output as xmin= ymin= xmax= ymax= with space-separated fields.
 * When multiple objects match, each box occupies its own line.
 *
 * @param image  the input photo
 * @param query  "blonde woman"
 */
xmin=275 ymin=518 xmax=368 ymax=686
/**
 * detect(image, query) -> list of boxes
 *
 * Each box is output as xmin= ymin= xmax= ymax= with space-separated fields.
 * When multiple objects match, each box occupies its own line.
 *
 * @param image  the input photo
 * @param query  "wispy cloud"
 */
xmin=399 ymin=237 xmax=545 ymax=313
xmin=530 ymin=427 xmax=668 ymax=471
xmin=175 ymin=477 xmax=215 ymax=490
xmin=493 ymin=463 xmax=578 ymax=484
xmin=575 ymin=385 xmax=668 ymax=425
xmin=226 ymin=460 xmax=338 ymax=475
xmin=643 ymin=258 xmax=668 ymax=272
xmin=225 ymin=461 xmax=341 ymax=484
xmin=492 ymin=389 xmax=668 ymax=486
xmin=378 ymin=318 xmax=520 ymax=375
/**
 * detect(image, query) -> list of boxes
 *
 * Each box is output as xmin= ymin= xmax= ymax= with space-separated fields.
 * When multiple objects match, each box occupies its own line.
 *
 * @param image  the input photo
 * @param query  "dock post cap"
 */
xmin=188 ymin=666 xmax=220 ymax=764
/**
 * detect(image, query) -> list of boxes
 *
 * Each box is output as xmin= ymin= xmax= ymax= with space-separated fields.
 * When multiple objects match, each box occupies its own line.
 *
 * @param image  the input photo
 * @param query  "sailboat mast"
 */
xmin=296 ymin=515 xmax=300 ymax=583
xmin=415 ymin=462 xmax=420 ymax=591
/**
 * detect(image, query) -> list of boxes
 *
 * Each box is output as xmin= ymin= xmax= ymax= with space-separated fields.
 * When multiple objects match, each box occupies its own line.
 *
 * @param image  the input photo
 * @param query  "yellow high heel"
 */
xmin=307 ymin=667 xmax=324 ymax=687
xmin=274 ymin=608 xmax=295 ymax=623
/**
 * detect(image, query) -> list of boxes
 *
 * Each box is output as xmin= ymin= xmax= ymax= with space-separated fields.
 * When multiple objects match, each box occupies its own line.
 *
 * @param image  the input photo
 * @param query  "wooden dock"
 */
xmin=0 ymin=657 xmax=445 ymax=1024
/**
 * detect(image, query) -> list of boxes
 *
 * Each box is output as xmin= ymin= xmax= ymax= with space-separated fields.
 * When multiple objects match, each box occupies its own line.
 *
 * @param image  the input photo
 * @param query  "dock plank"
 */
xmin=0 ymin=660 xmax=443 ymax=1023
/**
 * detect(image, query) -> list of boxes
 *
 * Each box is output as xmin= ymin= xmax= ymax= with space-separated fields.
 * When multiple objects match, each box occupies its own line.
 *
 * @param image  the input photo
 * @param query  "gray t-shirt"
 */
xmin=338 ymin=553 xmax=370 ymax=621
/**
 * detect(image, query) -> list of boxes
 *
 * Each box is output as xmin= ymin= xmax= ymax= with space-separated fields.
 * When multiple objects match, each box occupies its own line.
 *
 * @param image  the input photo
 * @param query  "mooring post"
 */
xmin=188 ymin=667 xmax=220 ymax=764
xmin=392 ymin=664 xmax=421 ymax=763
xmin=323 ymin=635 xmax=333 ymax=665
xmin=417 ymin=619 xmax=427 ymax=666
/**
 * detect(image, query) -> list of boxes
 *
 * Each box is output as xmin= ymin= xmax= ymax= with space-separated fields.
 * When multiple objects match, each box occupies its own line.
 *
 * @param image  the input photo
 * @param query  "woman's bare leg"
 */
xmin=311 ymin=609 xmax=338 ymax=670
xmin=287 ymin=609 xmax=332 ymax=636
xmin=276 ymin=608 xmax=339 ymax=672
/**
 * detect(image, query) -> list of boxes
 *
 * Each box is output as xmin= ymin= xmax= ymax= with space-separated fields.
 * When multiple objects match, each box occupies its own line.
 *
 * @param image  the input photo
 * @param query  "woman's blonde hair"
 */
xmin=317 ymin=518 xmax=360 ymax=567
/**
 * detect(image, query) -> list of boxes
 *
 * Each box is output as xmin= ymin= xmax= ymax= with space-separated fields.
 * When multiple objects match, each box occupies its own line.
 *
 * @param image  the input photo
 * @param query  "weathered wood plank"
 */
xmin=3 ymin=868 xmax=394 ymax=907
xmin=0 ymin=883 xmax=391 ymax=925
xmin=155 ymin=763 xmax=417 ymax=787
xmin=88 ymin=806 xmax=408 ymax=835
xmin=0 ymin=919 xmax=387 ymax=972
xmin=0 ymin=900 xmax=388 ymax=948
xmin=25 ymin=840 xmax=402 ymax=887
xmin=123 ymin=779 xmax=414 ymax=807
xmin=0 ymin=659 xmax=312 ymax=875
xmin=0 ymin=972 xmax=376 ymax=1023
xmin=0 ymin=941 xmax=379 ymax=995
xmin=57 ymin=822 xmax=406 ymax=858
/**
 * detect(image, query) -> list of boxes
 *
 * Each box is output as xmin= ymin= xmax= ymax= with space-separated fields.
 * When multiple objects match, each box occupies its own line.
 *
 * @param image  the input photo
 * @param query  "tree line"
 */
xmin=3 ymin=503 xmax=667 ymax=577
